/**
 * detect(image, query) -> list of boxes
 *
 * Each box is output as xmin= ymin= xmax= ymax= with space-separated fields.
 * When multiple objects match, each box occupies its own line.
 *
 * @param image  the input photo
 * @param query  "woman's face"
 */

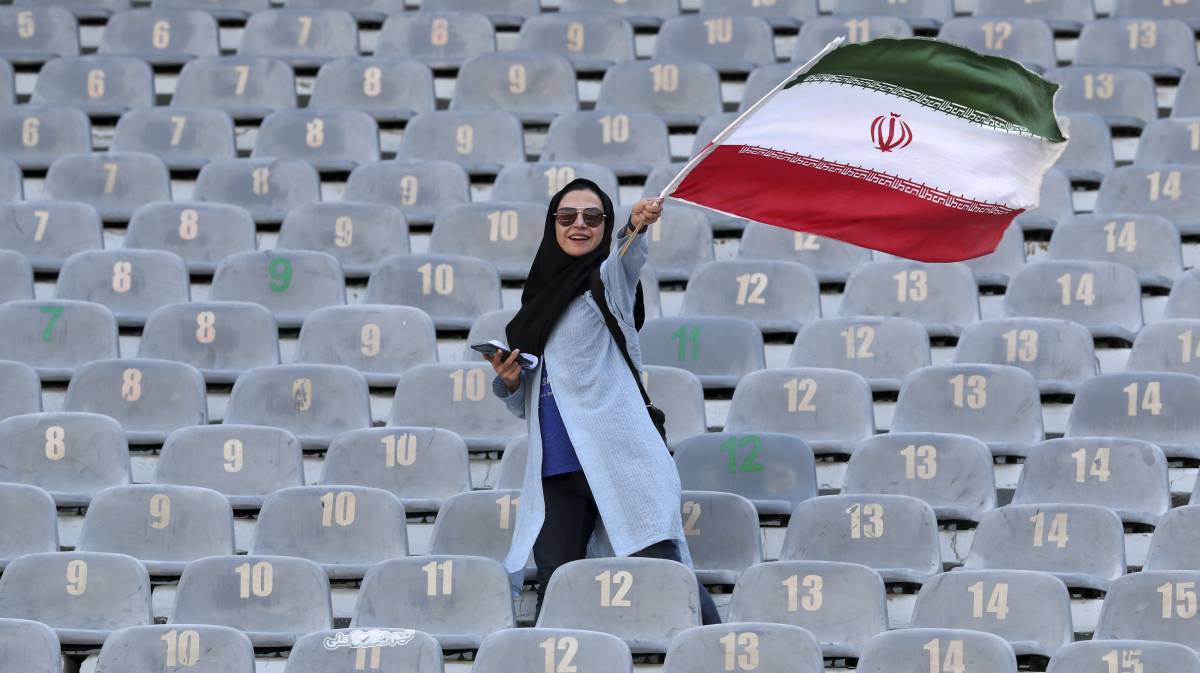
xmin=555 ymin=189 xmax=606 ymax=257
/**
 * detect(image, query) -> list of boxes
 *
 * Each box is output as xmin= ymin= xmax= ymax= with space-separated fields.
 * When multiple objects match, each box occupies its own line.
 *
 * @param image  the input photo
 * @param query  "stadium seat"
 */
xmin=319 ymin=427 xmax=470 ymax=513
xmin=0 ymin=551 xmax=150 ymax=646
xmin=376 ymin=12 xmax=495 ymax=70
xmin=0 ymin=105 xmax=91 ymax=171
xmin=673 ymin=432 xmax=816 ymax=516
xmin=788 ymin=317 xmax=930 ymax=393
xmin=643 ymin=365 xmax=707 ymax=448
xmin=0 ymin=249 xmax=32 ymax=303
xmin=309 ymin=58 xmax=435 ymax=123
xmin=0 ymin=618 xmax=60 ymax=673
xmin=352 ymin=555 xmax=515 ymax=650
xmin=516 ymin=13 xmax=635 ymax=74
xmin=1047 ymin=640 xmax=1200 ymax=673
xmin=1144 ymin=505 xmax=1200 ymax=571
xmin=1167 ymin=269 xmax=1200 ymax=319
xmin=727 ymin=560 xmax=886 ymax=658
xmin=952 ymin=318 xmax=1098 ymax=395
xmin=197 ymin=158 xmax=321 ymax=223
xmin=124 ymin=202 xmax=255 ymax=274
xmin=63 ymin=359 xmax=207 ymax=445
xmin=32 ymin=56 xmax=154 ymax=117
xmin=843 ymin=432 xmax=996 ymax=523
xmin=0 ymin=201 xmax=104 ymax=272
xmin=560 ymin=0 xmax=677 ymax=28
xmin=858 ymin=629 xmax=1017 ymax=673
xmin=738 ymin=224 xmax=872 ymax=283
xmin=1138 ymin=119 xmax=1200 ymax=168
xmin=596 ymin=60 xmax=722 ymax=127
xmin=251 ymin=485 xmax=408 ymax=579
xmin=541 ymin=111 xmax=670 ymax=177
xmin=252 ymin=109 xmax=380 ymax=172
xmin=692 ymin=112 xmax=737 ymax=155
xmin=172 ymin=56 xmax=296 ymax=121
xmin=1131 ymin=319 xmax=1200 ymax=376
xmin=423 ymin=0 xmax=537 ymax=28
xmin=964 ymin=221 xmax=1025 ymax=287
xmin=0 ymin=60 xmax=10 ymax=105
xmin=639 ymin=317 xmax=765 ymax=389
xmin=0 ymin=7 xmax=79 ymax=65
xmin=0 ymin=360 xmax=41 ymax=421
xmin=138 ymin=302 xmax=278 ymax=384
xmin=1055 ymin=113 xmax=1114 ymax=183
xmin=493 ymin=435 xmax=527 ymax=490
xmin=1112 ymin=0 xmax=1200 ymax=25
xmin=654 ymin=15 xmax=775 ymax=75
xmin=389 ymin=363 xmax=525 ymax=452
xmin=76 ymin=484 xmax=234 ymax=576
xmin=640 ymin=268 xmax=663 ymax=317
xmin=16 ymin=0 xmax=129 ymax=19
xmin=475 ymin=628 xmax=630 ymax=673
xmin=1004 ymin=260 xmax=1144 ymax=342
xmin=0 ymin=300 xmax=118 ymax=382
xmin=738 ymin=63 xmax=797 ymax=112
xmin=973 ymin=0 xmax=1092 ymax=32
xmin=840 ymin=261 xmax=980 ymax=337
xmin=427 ymin=202 xmax=542 ymax=281
xmin=210 ymin=250 xmax=345 ymax=328
xmin=643 ymin=164 xmax=746 ymax=231
xmin=365 ymin=253 xmax=502 ymax=331
xmin=285 ymin=0 xmax=407 ymax=22
xmin=1066 ymin=372 xmax=1200 ymax=461
xmin=284 ymin=628 xmax=444 ymax=673
xmin=344 ymin=159 xmax=471 ymax=227
xmin=397 ymin=110 xmax=525 ymax=176
xmin=1075 ymin=19 xmax=1194 ymax=78
xmin=96 ymin=625 xmax=256 ymax=673
xmin=724 ymin=368 xmax=874 ymax=456
xmin=152 ymin=0 xmax=268 ymax=21
xmin=793 ymin=16 xmax=913 ymax=63
xmin=171 ymin=555 xmax=332 ymax=647
xmin=1046 ymin=67 xmax=1157 ymax=129
xmin=679 ymin=490 xmax=762 ymax=585
xmin=0 ymin=484 xmax=57 ymax=571
xmin=681 ymin=260 xmax=820 ymax=334
xmin=225 ymin=364 xmax=371 ymax=450
xmin=1048 ymin=214 xmax=1181 ymax=290
xmin=461 ymin=308 xmax=518 ymax=360
xmin=55 ymin=249 xmax=189 ymax=326
xmin=630 ymin=207 xmax=713 ymax=283
xmin=451 ymin=52 xmax=577 ymax=125
xmin=703 ymin=0 xmax=816 ymax=27
xmin=1174 ymin=69 xmax=1200 ymax=117
xmin=238 ymin=9 xmax=357 ymax=68
xmin=1015 ymin=167 xmax=1074 ymax=231
xmin=937 ymin=18 xmax=1056 ymax=71
xmin=491 ymin=161 xmax=619 ymax=204
xmin=1094 ymin=571 xmax=1200 ymax=651
xmin=831 ymin=0 xmax=952 ymax=28
xmin=99 ymin=9 xmax=219 ymax=66
xmin=663 ymin=623 xmax=822 ymax=673
xmin=278 ymin=202 xmax=408 ymax=278
xmin=427 ymin=489 xmax=522 ymax=566
xmin=155 ymin=424 xmax=305 ymax=510
xmin=295 ymin=305 xmax=436 ymax=386
xmin=0 ymin=158 xmax=18 ymax=200
xmin=45 ymin=152 xmax=171 ymax=222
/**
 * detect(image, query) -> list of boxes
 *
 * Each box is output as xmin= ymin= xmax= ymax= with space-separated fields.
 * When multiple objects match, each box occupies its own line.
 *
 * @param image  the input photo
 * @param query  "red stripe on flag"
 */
xmin=671 ymin=144 xmax=1021 ymax=263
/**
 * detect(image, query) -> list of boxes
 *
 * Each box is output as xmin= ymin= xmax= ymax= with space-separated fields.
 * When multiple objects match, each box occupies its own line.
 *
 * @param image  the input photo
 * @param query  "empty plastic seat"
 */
xmin=0 ymin=484 xmax=57 ymax=570
xmin=1175 ymin=69 xmax=1200 ymax=117
xmin=0 ymin=202 xmax=101 ymax=273
xmin=0 ymin=618 xmax=61 ymax=673
xmin=96 ymin=624 xmax=256 ymax=673
xmin=491 ymin=162 xmax=617 ymax=205
xmin=56 ymin=249 xmax=188 ymax=326
xmin=643 ymin=163 xmax=746 ymax=231
xmin=0 ymin=158 xmax=18 ymax=200
xmin=427 ymin=202 xmax=542 ymax=281
xmin=171 ymin=555 xmax=332 ymax=647
xmin=295 ymin=305 xmax=435 ymax=386
xmin=493 ymin=435 xmax=527 ymax=490
xmin=451 ymin=52 xmax=577 ymax=125
xmin=425 ymin=0 xmax=537 ymax=27
xmin=1094 ymin=571 xmax=1200 ymax=651
xmin=679 ymin=490 xmax=762 ymax=584
xmin=278 ymin=202 xmax=407 ymax=278
xmin=1046 ymin=67 xmax=1157 ymax=129
xmin=1047 ymin=640 xmax=1200 ymax=673
xmin=138 ymin=302 xmax=278 ymax=384
xmin=389 ymin=363 xmax=525 ymax=452
xmin=541 ymin=111 xmax=670 ymax=178
xmin=196 ymin=158 xmax=320 ymax=224
xmin=462 ymin=310 xmax=519 ymax=361
xmin=953 ymin=318 xmax=1098 ymax=395
xmin=0 ymin=551 xmax=150 ymax=646
xmin=16 ymin=0 xmax=129 ymax=20
xmin=0 ymin=300 xmax=118 ymax=382
xmin=738 ymin=223 xmax=872 ymax=283
xmin=0 ymin=7 xmax=79 ymax=65
xmin=32 ymin=56 xmax=154 ymax=117
xmin=654 ymin=15 xmax=774 ymax=75
xmin=858 ymin=628 xmax=1017 ymax=673
xmin=561 ymin=0 xmax=677 ymax=28
xmin=0 ymin=361 xmax=41 ymax=421
xmin=693 ymin=114 xmax=737 ymax=155
xmin=76 ymin=484 xmax=234 ymax=576
xmin=596 ymin=60 xmax=722 ymax=127
xmin=0 ymin=249 xmax=32 ymax=303
xmin=1138 ymin=119 xmax=1200 ymax=169
xmin=936 ymin=18 xmax=1054 ymax=71
xmin=1167 ymin=269 xmax=1200 ymax=319
xmin=1066 ymin=372 xmax=1200 ymax=460
xmin=973 ymin=0 xmax=1092 ymax=32
xmin=738 ymin=63 xmax=796 ymax=112
xmin=1129 ymin=319 xmax=1200 ymax=376
xmin=111 ymin=107 xmax=235 ymax=171
xmin=664 ymin=622 xmax=822 ymax=673
xmin=124 ymin=202 xmax=255 ymax=274
xmin=63 ymin=359 xmax=207 ymax=445
xmin=642 ymin=365 xmax=706 ymax=448
xmin=0 ymin=105 xmax=90 ymax=171
xmin=1004 ymin=261 xmax=1143 ymax=341
xmin=376 ymin=12 xmax=495 ymax=70
xmin=155 ymin=424 xmax=304 ymax=510
xmin=172 ymin=56 xmax=296 ymax=121
xmin=840 ymin=261 xmax=980 ymax=337
xmin=152 ymin=0 xmax=269 ymax=21
xmin=793 ymin=16 xmax=913 ymax=63
xmin=320 ymin=427 xmax=469 ymax=513
xmin=1015 ymin=167 xmax=1073 ymax=231
xmin=284 ymin=628 xmax=444 ymax=673
xmin=45 ymin=152 xmax=171 ymax=222
xmin=681 ymin=260 xmax=820 ymax=334
xmin=352 ymin=555 xmax=515 ymax=650
xmin=627 ymin=207 xmax=713 ymax=283
xmin=1049 ymin=214 xmax=1181 ymax=289
xmin=724 ymin=368 xmax=874 ymax=455
xmin=310 ymin=57 xmax=435 ymax=123
xmin=365 ymin=253 xmax=501 ymax=331
xmin=252 ymin=109 xmax=380 ymax=172
xmin=1055 ymin=113 xmax=1114 ymax=183
xmin=225 ymin=364 xmax=370 ymax=450
xmin=99 ymin=8 xmax=219 ymax=65
xmin=516 ymin=13 xmax=635 ymax=74
xmin=707 ymin=0 xmax=817 ymax=26
xmin=1076 ymin=19 xmax=1193 ymax=78
xmin=1143 ymin=505 xmax=1200 ymax=570
xmin=285 ymin=0 xmax=406 ymax=22
xmin=788 ymin=317 xmax=929 ymax=393
xmin=238 ymin=9 xmax=357 ymax=68
xmin=674 ymin=432 xmax=816 ymax=516
xmin=831 ymin=0 xmax=952 ymax=28
xmin=475 ymin=627 xmax=630 ymax=673
xmin=640 ymin=317 xmax=765 ymax=389
xmin=397 ymin=111 xmax=525 ymax=176
xmin=728 ymin=560 xmax=886 ymax=658
xmin=965 ymin=222 xmax=1026 ymax=287
xmin=344 ymin=159 xmax=470 ymax=227
xmin=427 ymin=489 xmax=521 ymax=566
xmin=210 ymin=250 xmax=344 ymax=328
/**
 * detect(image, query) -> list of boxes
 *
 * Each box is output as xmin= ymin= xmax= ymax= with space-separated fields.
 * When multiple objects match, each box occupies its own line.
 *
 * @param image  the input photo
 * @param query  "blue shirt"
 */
xmin=538 ymin=362 xmax=582 ymax=477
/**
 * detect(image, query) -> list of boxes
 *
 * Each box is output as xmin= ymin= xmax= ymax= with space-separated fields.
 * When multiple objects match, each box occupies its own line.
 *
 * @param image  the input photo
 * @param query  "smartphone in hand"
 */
xmin=470 ymin=340 xmax=540 ymax=370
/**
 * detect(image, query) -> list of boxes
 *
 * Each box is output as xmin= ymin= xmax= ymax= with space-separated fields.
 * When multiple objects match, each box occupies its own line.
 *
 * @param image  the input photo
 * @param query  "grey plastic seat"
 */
xmin=1046 ymin=67 xmax=1157 ymax=129
xmin=643 ymin=163 xmax=746 ymax=231
xmin=639 ymin=316 xmax=765 ymax=389
xmin=844 ymin=432 xmax=996 ymax=523
xmin=0 ymin=484 xmax=58 ymax=571
xmin=475 ymin=628 xmax=630 ymax=673
xmin=352 ymin=555 xmax=515 ymax=650
xmin=195 ymin=158 xmax=320 ymax=224
xmin=225 ymin=364 xmax=371 ymax=450
xmin=640 ymin=268 xmax=663 ymax=318
xmin=1095 ymin=571 xmax=1200 ymax=651
xmin=663 ymin=623 xmax=822 ymax=673
xmin=491 ymin=161 xmax=618 ymax=204
xmin=296 ymin=305 xmax=436 ymax=386
xmin=152 ymin=0 xmax=269 ymax=21
xmin=397 ymin=111 xmax=525 ymax=176
xmin=596 ymin=60 xmax=722 ymax=127
xmin=0 ymin=158 xmax=18 ymax=200
xmin=893 ymin=364 xmax=1044 ymax=457
xmin=937 ymin=18 xmax=1056 ymax=71
xmin=1076 ymin=19 xmax=1194 ymax=78
xmin=252 ymin=109 xmax=380 ymax=172
xmin=45 ymin=152 xmax=171 ymax=222
xmin=0 ymin=300 xmax=118 ymax=382
xmin=1175 ymin=70 xmax=1200 ymax=117
xmin=278 ymin=202 xmax=408 ymax=278
xmin=781 ymin=494 xmax=941 ymax=584
xmin=1004 ymin=261 xmax=1143 ymax=341
xmin=953 ymin=318 xmax=1098 ymax=395
xmin=738 ymin=223 xmax=872 ymax=283
xmin=77 ymin=484 xmax=234 ymax=576
xmin=0 ymin=105 xmax=90 ymax=170
xmin=451 ymin=52 xmax=577 ymax=125
xmin=428 ymin=202 xmax=543 ymax=281
xmin=15 ymin=0 xmax=129 ymax=20
xmin=788 ymin=317 xmax=929 ymax=393
xmin=285 ymin=0 xmax=407 ymax=22
xmin=0 ymin=249 xmax=33 ymax=303
xmin=0 ymin=416 xmax=129 ymax=508
xmin=252 ymin=485 xmax=408 ymax=580
xmin=681 ymin=260 xmax=820 ymax=334
xmin=112 ymin=107 xmax=235 ymax=171
xmin=0 ymin=361 xmax=41 ymax=421
xmin=1067 ymin=372 xmax=1200 ymax=461
xmin=238 ymin=9 xmax=357 ymax=68
xmin=1128 ymin=319 xmax=1200 ymax=375
xmin=738 ymin=63 xmax=796 ymax=112
xmin=0 ymin=59 xmax=10 ymax=106
xmin=0 ymin=618 xmax=60 ymax=673
xmin=830 ymin=0 xmax=951 ymax=28
xmin=624 ymin=206 xmax=712 ymax=283
xmin=0 ymin=7 xmax=79 ymax=65
xmin=171 ymin=555 xmax=332 ymax=648
xmin=965 ymin=221 xmax=1026 ymax=287
xmin=172 ymin=57 xmax=296 ymax=121
xmin=0 ymin=551 xmax=150 ymax=646
xmin=284 ymin=628 xmax=444 ymax=673
xmin=344 ymin=160 xmax=470 ymax=227
xmin=653 ymin=15 xmax=775 ymax=75
xmin=1015 ymin=167 xmax=1073 ymax=231
xmin=728 ymin=560 xmax=886 ymax=658
xmin=461 ymin=308 xmax=517 ymax=360
xmin=95 ymin=624 xmax=256 ymax=673
xmin=793 ymin=16 xmax=913 ymax=63
xmin=693 ymin=113 xmax=736 ymax=155
xmin=0 ymin=202 xmax=101 ymax=273
xmin=910 ymin=569 xmax=1072 ymax=658
xmin=63 ymin=359 xmax=207 ymax=445
xmin=674 ymin=432 xmax=816 ymax=516
xmin=644 ymin=365 xmax=706 ymax=449
xmin=840 ymin=261 xmax=980 ymax=337
xmin=541 ymin=111 xmax=670 ymax=178
xmin=1168 ymin=269 xmax=1200 ymax=319
xmin=1138 ymin=119 xmax=1200 ymax=168
xmin=858 ymin=628 xmax=1017 ymax=673
xmin=365 ymin=253 xmax=501 ymax=331
xmin=56 ymin=249 xmax=189 ymax=326
xmin=679 ymin=491 xmax=762 ymax=585
xmin=388 ymin=363 xmax=525 ymax=452
xmin=32 ymin=56 xmax=154 ymax=117
xmin=1013 ymin=437 xmax=1169 ymax=527
xmin=427 ymin=489 xmax=521 ymax=566
xmin=99 ymin=8 xmax=219 ymax=66
xmin=1146 ymin=506 xmax=1200 ymax=571
xmin=1055 ymin=113 xmax=1114 ymax=183
xmin=1049 ymin=214 xmax=1181 ymax=289
xmin=124 ymin=202 xmax=255 ymax=274
xmin=376 ymin=12 xmax=495 ymax=70
xmin=703 ymin=0 xmax=815 ymax=27
xmin=516 ymin=13 xmax=635 ymax=74
xmin=973 ymin=0 xmax=1092 ymax=32
xmin=320 ymin=427 xmax=470 ymax=513
xmin=155 ymin=424 xmax=304 ymax=510
xmin=210 ymin=250 xmax=345 ymax=328
xmin=493 ymin=435 xmax=527 ymax=490
xmin=1047 ymin=640 xmax=1200 ymax=673
xmin=561 ymin=0 xmax=677 ymax=28
xmin=423 ymin=0 xmax=537 ymax=28
xmin=138 ymin=302 xmax=278 ymax=384
xmin=725 ymin=368 xmax=874 ymax=456
xmin=310 ymin=58 xmax=434 ymax=123
xmin=1113 ymin=0 xmax=1200 ymax=25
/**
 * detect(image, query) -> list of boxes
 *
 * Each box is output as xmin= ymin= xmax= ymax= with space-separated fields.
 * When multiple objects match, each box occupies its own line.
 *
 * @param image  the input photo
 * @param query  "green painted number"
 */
xmin=721 ymin=434 xmax=764 ymax=474
xmin=670 ymin=325 xmax=700 ymax=362
xmin=39 ymin=306 xmax=63 ymax=342
xmin=268 ymin=256 xmax=292 ymax=293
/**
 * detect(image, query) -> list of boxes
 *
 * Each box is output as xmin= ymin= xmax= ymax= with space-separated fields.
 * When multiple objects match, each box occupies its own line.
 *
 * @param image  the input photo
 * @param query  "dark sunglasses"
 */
xmin=555 ymin=207 xmax=605 ymax=228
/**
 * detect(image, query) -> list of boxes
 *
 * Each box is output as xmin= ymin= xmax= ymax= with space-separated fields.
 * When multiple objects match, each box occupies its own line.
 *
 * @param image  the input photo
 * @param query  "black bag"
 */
xmin=589 ymin=268 xmax=669 ymax=445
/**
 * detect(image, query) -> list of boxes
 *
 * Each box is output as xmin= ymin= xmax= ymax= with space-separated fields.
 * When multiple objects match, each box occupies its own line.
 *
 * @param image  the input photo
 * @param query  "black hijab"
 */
xmin=505 ymin=178 xmax=645 ymax=357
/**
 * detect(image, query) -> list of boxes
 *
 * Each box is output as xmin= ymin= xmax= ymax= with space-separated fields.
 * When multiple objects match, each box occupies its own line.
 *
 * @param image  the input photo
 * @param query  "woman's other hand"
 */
xmin=484 ymin=348 xmax=523 ymax=392
xmin=629 ymin=197 xmax=664 ymax=230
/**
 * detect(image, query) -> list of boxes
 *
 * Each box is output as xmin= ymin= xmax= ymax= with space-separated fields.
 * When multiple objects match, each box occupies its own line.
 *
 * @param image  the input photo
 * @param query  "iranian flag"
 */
xmin=661 ymin=38 xmax=1067 ymax=263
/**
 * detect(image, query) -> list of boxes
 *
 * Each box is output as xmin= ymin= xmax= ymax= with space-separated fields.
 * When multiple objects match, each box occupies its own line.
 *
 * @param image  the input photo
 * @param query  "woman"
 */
xmin=484 ymin=178 xmax=721 ymax=625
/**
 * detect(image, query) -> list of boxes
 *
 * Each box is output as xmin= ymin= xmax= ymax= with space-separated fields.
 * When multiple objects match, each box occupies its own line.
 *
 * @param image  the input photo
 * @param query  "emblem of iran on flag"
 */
xmin=663 ymin=37 xmax=1067 ymax=263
